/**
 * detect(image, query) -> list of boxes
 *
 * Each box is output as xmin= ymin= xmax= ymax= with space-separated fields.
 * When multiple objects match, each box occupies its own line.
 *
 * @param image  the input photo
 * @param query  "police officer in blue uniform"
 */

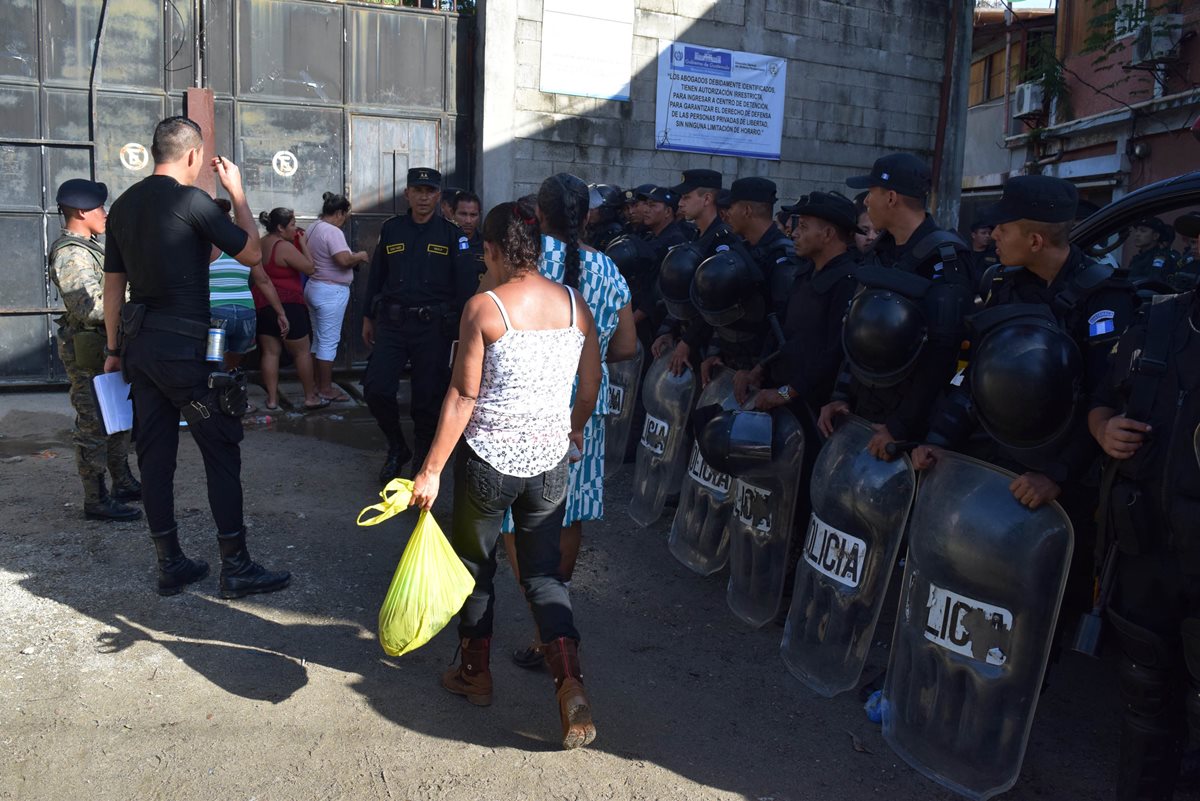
xmin=362 ymin=167 xmax=478 ymax=485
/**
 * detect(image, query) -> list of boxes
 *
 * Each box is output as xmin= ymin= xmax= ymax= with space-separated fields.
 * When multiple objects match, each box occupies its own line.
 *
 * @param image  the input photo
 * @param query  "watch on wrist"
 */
xmin=777 ymin=385 xmax=792 ymax=401
xmin=103 ymin=345 xmax=119 ymax=357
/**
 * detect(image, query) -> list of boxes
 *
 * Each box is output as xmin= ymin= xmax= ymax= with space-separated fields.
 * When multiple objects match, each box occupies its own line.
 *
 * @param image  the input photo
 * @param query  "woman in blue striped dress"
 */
xmin=505 ymin=174 xmax=637 ymax=667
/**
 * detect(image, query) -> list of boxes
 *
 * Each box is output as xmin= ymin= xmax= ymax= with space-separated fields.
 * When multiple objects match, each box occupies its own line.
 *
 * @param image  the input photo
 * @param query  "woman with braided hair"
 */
xmin=503 ymin=173 xmax=638 ymax=668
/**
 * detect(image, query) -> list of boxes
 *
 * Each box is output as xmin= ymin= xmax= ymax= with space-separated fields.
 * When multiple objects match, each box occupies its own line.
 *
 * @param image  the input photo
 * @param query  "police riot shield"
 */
xmin=603 ymin=341 xmax=644 ymax=479
xmin=725 ymin=405 xmax=806 ymax=628
xmin=780 ymin=415 xmax=916 ymax=697
xmin=666 ymin=369 xmax=740 ymax=575
xmin=628 ymin=349 xmax=697 ymax=527
xmin=882 ymin=452 xmax=1073 ymax=801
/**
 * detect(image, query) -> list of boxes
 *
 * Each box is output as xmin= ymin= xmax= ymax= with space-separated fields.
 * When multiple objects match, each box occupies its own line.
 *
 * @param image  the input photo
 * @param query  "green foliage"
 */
xmin=1023 ymin=35 xmax=1072 ymax=117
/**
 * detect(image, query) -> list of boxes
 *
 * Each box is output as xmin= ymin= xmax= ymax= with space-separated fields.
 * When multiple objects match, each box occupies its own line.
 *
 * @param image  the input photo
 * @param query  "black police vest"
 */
xmin=1113 ymin=293 xmax=1200 ymax=560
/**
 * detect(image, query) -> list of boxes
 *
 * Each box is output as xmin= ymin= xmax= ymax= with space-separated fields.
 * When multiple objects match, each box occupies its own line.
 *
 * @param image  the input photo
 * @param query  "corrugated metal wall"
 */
xmin=0 ymin=0 xmax=474 ymax=385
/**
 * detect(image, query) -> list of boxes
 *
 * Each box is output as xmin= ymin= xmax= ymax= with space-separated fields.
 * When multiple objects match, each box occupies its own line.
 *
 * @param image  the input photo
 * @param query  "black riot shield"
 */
xmin=780 ymin=415 xmax=917 ymax=697
xmin=604 ymin=341 xmax=645 ymax=479
xmin=725 ymin=405 xmax=806 ymax=628
xmin=628 ymin=349 xmax=697 ymax=527
xmin=882 ymin=452 xmax=1073 ymax=801
xmin=667 ymin=369 xmax=740 ymax=575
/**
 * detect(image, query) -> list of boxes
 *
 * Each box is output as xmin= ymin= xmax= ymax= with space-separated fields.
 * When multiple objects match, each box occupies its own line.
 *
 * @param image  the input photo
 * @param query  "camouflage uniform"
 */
xmin=49 ymin=229 xmax=140 ymax=513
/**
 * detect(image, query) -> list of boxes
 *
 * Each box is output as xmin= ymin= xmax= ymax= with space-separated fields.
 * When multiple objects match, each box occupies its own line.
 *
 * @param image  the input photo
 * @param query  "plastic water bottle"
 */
xmin=864 ymin=690 xmax=883 ymax=724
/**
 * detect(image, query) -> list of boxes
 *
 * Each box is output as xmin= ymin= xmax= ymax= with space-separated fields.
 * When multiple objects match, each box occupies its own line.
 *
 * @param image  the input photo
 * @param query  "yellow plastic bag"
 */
xmin=357 ymin=479 xmax=475 ymax=657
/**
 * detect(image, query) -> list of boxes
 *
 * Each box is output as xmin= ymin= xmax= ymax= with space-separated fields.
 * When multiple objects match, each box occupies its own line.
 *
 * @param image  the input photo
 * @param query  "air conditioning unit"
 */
xmin=1011 ymin=81 xmax=1044 ymax=119
xmin=1131 ymin=14 xmax=1182 ymax=66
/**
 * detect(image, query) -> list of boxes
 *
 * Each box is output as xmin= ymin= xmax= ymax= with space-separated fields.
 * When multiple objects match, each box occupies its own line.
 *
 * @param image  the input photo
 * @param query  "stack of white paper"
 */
xmin=92 ymin=372 xmax=133 ymax=435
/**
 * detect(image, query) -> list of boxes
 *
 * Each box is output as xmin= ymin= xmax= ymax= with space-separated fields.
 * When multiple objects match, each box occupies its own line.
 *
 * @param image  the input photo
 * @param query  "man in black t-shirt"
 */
xmin=102 ymin=116 xmax=290 ymax=599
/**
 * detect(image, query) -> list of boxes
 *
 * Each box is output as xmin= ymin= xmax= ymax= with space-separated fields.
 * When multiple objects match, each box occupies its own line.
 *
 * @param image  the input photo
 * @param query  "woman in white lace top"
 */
xmin=409 ymin=199 xmax=602 ymax=750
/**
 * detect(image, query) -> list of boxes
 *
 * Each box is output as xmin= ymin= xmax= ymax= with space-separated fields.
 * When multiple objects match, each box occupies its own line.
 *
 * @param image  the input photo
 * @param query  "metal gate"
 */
xmin=0 ymin=0 xmax=474 ymax=385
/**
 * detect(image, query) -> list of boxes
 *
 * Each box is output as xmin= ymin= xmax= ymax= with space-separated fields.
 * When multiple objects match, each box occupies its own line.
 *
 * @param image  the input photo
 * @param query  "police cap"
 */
xmin=625 ymin=183 xmax=657 ymax=204
xmin=407 ymin=167 xmax=442 ymax=189
xmin=1176 ymin=211 xmax=1200 ymax=239
xmin=1133 ymin=215 xmax=1174 ymax=243
xmin=781 ymin=191 xmax=860 ymax=235
xmin=55 ymin=178 xmax=107 ymax=211
xmin=846 ymin=153 xmax=932 ymax=199
xmin=715 ymin=189 xmax=733 ymax=210
xmin=981 ymin=175 xmax=1078 ymax=225
xmin=729 ymin=177 xmax=777 ymax=206
xmin=672 ymin=168 xmax=722 ymax=195
xmin=644 ymin=186 xmax=679 ymax=209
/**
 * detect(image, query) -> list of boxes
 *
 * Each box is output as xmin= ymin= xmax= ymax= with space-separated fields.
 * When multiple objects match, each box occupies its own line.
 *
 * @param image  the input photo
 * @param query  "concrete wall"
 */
xmin=478 ymin=0 xmax=953 ymax=212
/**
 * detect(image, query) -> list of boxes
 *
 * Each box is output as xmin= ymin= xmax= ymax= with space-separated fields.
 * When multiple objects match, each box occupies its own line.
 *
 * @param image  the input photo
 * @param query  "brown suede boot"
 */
xmin=543 ymin=637 xmax=596 ymax=749
xmin=441 ymin=638 xmax=493 ymax=707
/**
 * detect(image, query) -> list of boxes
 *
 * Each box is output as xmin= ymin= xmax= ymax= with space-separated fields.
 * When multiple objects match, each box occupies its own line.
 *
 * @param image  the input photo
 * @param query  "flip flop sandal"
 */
xmin=264 ymin=402 xmax=282 ymax=412
xmin=240 ymin=403 xmax=259 ymax=417
xmin=303 ymin=398 xmax=331 ymax=411
xmin=321 ymin=392 xmax=352 ymax=403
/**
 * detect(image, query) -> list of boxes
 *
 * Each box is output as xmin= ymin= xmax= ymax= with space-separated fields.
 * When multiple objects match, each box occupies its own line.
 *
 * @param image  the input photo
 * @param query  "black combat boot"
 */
xmin=378 ymin=440 xmax=413 ymax=486
xmin=217 ymin=529 xmax=291 ymax=599
xmin=150 ymin=527 xmax=210 ymax=596
xmin=83 ymin=476 xmax=142 ymax=522
xmin=110 ymin=460 xmax=142 ymax=502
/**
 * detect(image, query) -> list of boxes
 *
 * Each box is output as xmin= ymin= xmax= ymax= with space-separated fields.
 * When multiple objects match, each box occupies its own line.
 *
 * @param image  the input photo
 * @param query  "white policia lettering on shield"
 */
xmin=640 ymin=413 xmax=669 ymax=455
xmin=923 ymin=583 xmax=1013 ymax=666
xmin=803 ymin=514 xmax=866 ymax=588
xmin=687 ymin=444 xmax=731 ymax=493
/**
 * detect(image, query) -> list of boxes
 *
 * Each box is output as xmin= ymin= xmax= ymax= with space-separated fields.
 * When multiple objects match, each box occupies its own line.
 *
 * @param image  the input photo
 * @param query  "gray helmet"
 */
xmin=659 ymin=243 xmax=705 ymax=321
xmin=695 ymin=407 xmax=773 ymax=475
xmin=690 ymin=250 xmax=766 ymax=329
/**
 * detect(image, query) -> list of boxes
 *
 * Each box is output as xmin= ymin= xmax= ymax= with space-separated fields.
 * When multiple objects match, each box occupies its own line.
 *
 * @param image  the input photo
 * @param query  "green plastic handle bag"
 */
xmin=357 ymin=478 xmax=475 ymax=656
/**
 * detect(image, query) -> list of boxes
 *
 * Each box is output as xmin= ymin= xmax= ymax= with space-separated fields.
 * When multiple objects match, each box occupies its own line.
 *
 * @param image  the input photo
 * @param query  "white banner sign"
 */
xmin=655 ymin=41 xmax=787 ymax=161
xmin=540 ymin=0 xmax=634 ymax=101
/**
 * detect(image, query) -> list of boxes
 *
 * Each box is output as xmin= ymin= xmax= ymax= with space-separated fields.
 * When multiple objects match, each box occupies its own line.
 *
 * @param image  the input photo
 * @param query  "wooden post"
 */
xmin=185 ymin=87 xmax=217 ymax=197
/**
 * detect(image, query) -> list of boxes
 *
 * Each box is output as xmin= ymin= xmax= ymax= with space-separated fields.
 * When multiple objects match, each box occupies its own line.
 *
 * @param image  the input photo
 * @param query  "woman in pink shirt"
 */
xmin=303 ymin=192 xmax=368 ymax=401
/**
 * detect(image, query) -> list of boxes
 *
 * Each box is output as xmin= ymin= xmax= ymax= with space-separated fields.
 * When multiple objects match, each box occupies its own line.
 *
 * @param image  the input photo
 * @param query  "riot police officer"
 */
xmin=735 ymin=191 xmax=860 ymax=416
xmin=725 ymin=176 xmax=800 ymax=319
xmin=452 ymin=190 xmax=485 ymax=284
xmin=362 ymin=167 xmax=478 ymax=485
xmin=642 ymin=186 xmax=689 ymax=264
xmin=50 ymin=178 xmax=142 ymax=522
xmin=585 ymin=184 xmax=626 ymax=251
xmin=1169 ymin=211 xmax=1200 ymax=291
xmin=966 ymin=218 xmax=998 ymax=295
xmin=656 ymin=169 xmax=742 ymax=376
xmin=1089 ymin=284 xmax=1200 ymax=800
xmin=103 ymin=116 xmax=289 ymax=598
xmin=818 ymin=153 xmax=972 ymax=459
xmin=1127 ymin=216 xmax=1180 ymax=283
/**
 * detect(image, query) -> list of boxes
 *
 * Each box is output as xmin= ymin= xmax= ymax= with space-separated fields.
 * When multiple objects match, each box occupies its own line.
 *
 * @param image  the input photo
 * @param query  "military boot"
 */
xmin=150 ymin=527 xmax=210 ymax=596
xmin=216 ymin=529 xmax=291 ymax=599
xmin=83 ymin=476 xmax=142 ymax=522
xmin=543 ymin=637 xmax=596 ymax=750
xmin=441 ymin=637 xmax=493 ymax=706
xmin=109 ymin=459 xmax=142 ymax=502
xmin=377 ymin=440 xmax=413 ymax=486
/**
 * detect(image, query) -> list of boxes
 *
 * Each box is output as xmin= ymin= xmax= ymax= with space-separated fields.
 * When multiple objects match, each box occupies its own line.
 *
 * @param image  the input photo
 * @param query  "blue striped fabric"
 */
xmin=501 ymin=236 xmax=630 ymax=528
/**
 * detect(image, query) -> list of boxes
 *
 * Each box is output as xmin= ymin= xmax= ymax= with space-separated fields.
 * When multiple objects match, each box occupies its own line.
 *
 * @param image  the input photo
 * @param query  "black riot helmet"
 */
xmin=690 ymin=249 xmax=765 ymax=329
xmin=659 ymin=242 xmax=705 ymax=320
xmin=969 ymin=307 xmax=1082 ymax=452
xmin=695 ymin=407 xmax=773 ymax=475
xmin=605 ymin=234 xmax=657 ymax=286
xmin=841 ymin=289 xmax=928 ymax=388
xmin=588 ymin=183 xmax=624 ymax=211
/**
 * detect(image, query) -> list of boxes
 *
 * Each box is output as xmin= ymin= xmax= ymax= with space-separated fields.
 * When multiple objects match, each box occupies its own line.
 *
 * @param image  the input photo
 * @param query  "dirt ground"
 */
xmin=0 ymin=387 xmax=1127 ymax=801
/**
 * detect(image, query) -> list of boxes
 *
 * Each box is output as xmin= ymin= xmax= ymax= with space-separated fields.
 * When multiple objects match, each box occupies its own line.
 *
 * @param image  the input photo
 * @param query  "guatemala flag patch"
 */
xmin=458 ymin=236 xmax=470 ymax=251
xmin=1088 ymin=309 xmax=1115 ymax=337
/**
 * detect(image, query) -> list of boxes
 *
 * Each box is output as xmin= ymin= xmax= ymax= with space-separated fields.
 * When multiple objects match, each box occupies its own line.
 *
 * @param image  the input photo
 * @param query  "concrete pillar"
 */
xmin=476 ymin=0 xmax=518 ymax=209
xmin=933 ymin=0 xmax=974 ymax=231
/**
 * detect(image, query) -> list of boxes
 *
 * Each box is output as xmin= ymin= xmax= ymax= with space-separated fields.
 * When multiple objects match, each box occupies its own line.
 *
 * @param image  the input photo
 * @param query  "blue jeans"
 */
xmin=451 ymin=444 xmax=576 ymax=642
xmin=210 ymin=305 xmax=257 ymax=354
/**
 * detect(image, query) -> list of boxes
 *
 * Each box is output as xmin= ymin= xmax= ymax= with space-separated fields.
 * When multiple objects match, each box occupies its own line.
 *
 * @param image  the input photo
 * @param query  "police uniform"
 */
xmin=463 ymin=231 xmax=486 ymax=285
xmin=105 ymin=143 xmax=289 ymax=599
xmin=1091 ymin=288 xmax=1200 ymax=800
xmin=1128 ymin=217 xmax=1181 ymax=284
xmin=50 ymin=179 xmax=141 ymax=522
xmin=835 ymin=154 xmax=973 ymax=443
xmin=738 ymin=178 xmax=800 ymax=320
xmin=362 ymin=167 xmax=478 ymax=482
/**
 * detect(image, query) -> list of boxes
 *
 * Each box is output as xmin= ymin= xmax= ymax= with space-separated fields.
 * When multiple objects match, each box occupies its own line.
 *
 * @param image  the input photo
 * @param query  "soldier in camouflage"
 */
xmin=50 ymin=178 xmax=142 ymax=521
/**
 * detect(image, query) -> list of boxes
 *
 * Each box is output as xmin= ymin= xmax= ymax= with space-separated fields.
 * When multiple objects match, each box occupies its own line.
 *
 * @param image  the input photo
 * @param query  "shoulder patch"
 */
xmin=1088 ymin=309 xmax=1115 ymax=337
xmin=715 ymin=244 xmax=730 ymax=253
xmin=458 ymin=236 xmax=470 ymax=251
